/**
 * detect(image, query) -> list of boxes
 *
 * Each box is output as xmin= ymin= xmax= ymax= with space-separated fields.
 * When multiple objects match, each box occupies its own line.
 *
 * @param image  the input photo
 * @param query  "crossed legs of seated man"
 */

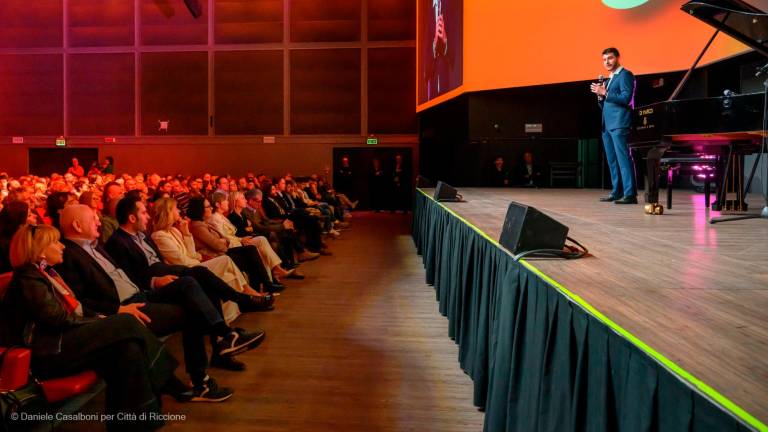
xmin=56 ymin=205 xmax=264 ymax=398
xmin=121 ymin=278 xmax=262 ymax=398
xmin=147 ymin=265 xmax=275 ymax=370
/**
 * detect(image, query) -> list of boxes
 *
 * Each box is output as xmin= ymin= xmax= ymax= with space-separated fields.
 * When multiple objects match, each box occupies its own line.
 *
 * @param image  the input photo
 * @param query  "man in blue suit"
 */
xmin=591 ymin=47 xmax=638 ymax=204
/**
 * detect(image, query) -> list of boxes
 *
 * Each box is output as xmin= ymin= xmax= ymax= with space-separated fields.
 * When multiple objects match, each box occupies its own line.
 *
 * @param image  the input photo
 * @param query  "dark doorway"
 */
xmin=28 ymin=148 xmax=99 ymax=176
xmin=332 ymin=147 xmax=413 ymax=211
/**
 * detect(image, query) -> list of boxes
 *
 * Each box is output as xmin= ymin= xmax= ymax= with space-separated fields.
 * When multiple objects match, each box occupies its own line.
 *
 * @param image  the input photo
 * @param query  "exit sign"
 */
xmin=55 ymin=136 xmax=66 ymax=147
xmin=366 ymin=137 xmax=378 ymax=145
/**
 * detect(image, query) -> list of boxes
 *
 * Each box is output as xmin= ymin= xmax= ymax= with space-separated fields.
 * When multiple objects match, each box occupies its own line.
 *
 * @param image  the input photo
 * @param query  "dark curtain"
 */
xmin=412 ymin=190 xmax=754 ymax=432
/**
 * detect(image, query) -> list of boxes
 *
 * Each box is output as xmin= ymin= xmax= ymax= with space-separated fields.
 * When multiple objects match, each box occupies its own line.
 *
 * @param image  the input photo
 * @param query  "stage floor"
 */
xmin=423 ymin=187 xmax=768 ymax=424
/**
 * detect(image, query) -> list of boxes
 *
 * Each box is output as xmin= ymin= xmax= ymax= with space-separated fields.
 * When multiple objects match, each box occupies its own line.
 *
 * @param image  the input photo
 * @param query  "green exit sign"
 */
xmin=55 ymin=136 xmax=66 ymax=147
xmin=366 ymin=137 xmax=378 ymax=145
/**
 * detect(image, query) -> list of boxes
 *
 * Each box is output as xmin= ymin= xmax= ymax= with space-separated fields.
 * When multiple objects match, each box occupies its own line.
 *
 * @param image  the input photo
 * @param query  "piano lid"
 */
xmin=682 ymin=0 xmax=768 ymax=57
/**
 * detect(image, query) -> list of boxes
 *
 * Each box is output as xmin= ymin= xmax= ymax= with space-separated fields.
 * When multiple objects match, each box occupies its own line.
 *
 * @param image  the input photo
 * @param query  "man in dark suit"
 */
xmin=591 ymin=47 xmax=638 ymax=204
xmin=105 ymin=196 xmax=274 ymax=370
xmin=55 ymin=204 xmax=260 ymax=401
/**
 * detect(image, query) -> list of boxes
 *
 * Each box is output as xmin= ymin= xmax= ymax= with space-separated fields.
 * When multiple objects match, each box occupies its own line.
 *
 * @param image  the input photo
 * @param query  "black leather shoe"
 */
xmin=599 ymin=196 xmax=618 ymax=202
xmin=210 ymin=355 xmax=247 ymax=372
xmin=237 ymin=294 xmax=275 ymax=312
xmin=614 ymin=196 xmax=638 ymax=204
xmin=264 ymin=282 xmax=285 ymax=293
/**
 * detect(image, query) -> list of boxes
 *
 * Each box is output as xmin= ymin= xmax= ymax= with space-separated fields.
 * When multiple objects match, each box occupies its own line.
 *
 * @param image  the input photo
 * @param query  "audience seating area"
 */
xmin=0 ymin=167 xmax=355 ymax=430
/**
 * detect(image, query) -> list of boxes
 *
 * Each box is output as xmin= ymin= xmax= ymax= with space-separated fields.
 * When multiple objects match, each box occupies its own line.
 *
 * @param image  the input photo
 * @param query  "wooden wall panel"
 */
xmin=290 ymin=0 xmax=360 ymax=42
xmin=215 ymin=0 xmax=283 ymax=44
xmin=140 ymin=52 xmax=208 ymax=135
xmin=368 ymin=0 xmax=415 ymax=41
xmin=67 ymin=0 xmax=134 ymax=47
xmin=0 ymin=0 xmax=62 ymax=48
xmin=215 ymin=50 xmax=283 ymax=135
xmin=291 ymin=49 xmax=361 ymax=134
xmin=68 ymin=53 xmax=135 ymax=135
xmin=0 ymin=54 xmax=63 ymax=136
xmin=368 ymin=48 xmax=416 ymax=134
xmin=140 ymin=0 xmax=207 ymax=45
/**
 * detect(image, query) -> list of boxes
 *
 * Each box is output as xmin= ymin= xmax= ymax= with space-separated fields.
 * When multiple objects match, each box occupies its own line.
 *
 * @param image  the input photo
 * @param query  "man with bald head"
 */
xmin=56 ymin=204 xmax=261 ymax=402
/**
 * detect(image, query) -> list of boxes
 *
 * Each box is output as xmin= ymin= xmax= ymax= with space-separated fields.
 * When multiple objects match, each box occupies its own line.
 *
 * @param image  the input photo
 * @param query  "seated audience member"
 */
xmin=1 ymin=225 xmax=192 ymax=429
xmin=187 ymin=197 xmax=296 ymax=288
xmin=243 ymin=189 xmax=318 ymax=265
xmin=286 ymin=180 xmax=339 ymax=237
xmin=46 ymin=191 xmax=76 ymax=229
xmin=263 ymin=183 xmax=327 ymax=255
xmin=102 ymin=181 xmax=124 ymax=208
xmin=214 ymin=176 xmax=230 ymax=196
xmin=171 ymin=179 xmax=191 ymax=215
xmin=189 ymin=178 xmax=204 ymax=198
xmin=146 ymin=173 xmax=161 ymax=197
xmin=0 ymin=200 xmax=36 ymax=273
xmin=87 ymin=161 xmax=101 ymax=176
xmin=102 ymin=156 xmax=115 ymax=174
xmin=516 ymin=151 xmax=543 ymax=187
xmin=55 ymin=205 xmax=258 ymax=399
xmin=79 ymin=190 xmax=102 ymax=213
xmin=67 ymin=158 xmax=85 ymax=178
xmin=210 ymin=192 xmax=293 ymax=284
xmin=150 ymin=197 xmax=267 ymax=296
xmin=106 ymin=196 xmax=273 ymax=370
xmin=99 ymin=198 xmax=120 ymax=246
xmin=488 ymin=156 xmax=512 ymax=187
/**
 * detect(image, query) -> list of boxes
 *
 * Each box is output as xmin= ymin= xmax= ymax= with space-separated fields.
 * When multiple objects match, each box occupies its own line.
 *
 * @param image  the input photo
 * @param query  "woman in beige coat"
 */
xmin=208 ymin=191 xmax=293 ymax=283
xmin=150 ymin=197 xmax=260 ymax=299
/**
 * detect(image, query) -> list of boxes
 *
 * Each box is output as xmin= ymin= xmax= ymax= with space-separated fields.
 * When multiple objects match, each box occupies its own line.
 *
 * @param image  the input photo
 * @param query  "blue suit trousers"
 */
xmin=602 ymin=127 xmax=636 ymax=198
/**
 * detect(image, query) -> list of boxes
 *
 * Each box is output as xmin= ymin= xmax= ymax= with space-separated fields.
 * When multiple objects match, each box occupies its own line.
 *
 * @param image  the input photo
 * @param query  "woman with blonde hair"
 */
xmin=150 ymin=197 xmax=264 ymax=302
xmin=210 ymin=191 xmax=293 ymax=286
xmin=1 ymin=225 xmax=192 ymax=429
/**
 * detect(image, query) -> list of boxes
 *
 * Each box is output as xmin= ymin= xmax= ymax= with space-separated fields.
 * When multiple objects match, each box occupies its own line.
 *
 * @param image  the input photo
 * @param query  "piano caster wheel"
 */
xmin=644 ymin=204 xmax=664 ymax=215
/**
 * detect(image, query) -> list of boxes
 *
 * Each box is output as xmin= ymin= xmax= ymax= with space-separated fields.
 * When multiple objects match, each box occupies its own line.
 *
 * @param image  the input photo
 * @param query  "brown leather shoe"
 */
xmin=286 ymin=270 xmax=306 ymax=280
xmin=298 ymin=251 xmax=320 ymax=262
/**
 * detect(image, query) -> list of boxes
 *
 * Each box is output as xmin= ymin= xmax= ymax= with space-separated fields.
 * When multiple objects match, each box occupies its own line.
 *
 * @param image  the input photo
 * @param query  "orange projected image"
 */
xmin=418 ymin=0 xmax=766 ymax=112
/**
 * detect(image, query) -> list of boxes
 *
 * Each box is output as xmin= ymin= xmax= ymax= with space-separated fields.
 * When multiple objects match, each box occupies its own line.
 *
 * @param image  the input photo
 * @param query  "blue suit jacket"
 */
xmin=600 ymin=68 xmax=635 ymax=131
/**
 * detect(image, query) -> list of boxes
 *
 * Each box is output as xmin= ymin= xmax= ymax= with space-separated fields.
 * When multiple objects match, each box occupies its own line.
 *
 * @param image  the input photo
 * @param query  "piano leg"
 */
xmin=667 ymin=167 xmax=674 ymax=210
xmin=642 ymin=145 xmax=668 ymax=215
xmin=704 ymin=179 xmax=711 ymax=208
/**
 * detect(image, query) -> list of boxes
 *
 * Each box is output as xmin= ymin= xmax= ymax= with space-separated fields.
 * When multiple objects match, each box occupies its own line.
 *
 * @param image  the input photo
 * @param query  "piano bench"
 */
xmin=549 ymin=162 xmax=582 ymax=187
xmin=660 ymin=157 xmax=717 ymax=209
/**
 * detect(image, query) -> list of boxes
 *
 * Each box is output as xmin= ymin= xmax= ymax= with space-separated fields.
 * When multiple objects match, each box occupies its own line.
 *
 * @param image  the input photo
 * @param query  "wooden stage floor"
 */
xmin=425 ymin=187 xmax=768 ymax=424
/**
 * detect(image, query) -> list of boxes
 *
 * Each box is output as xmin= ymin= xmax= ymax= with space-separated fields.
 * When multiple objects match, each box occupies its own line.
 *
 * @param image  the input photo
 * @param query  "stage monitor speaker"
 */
xmin=183 ymin=0 xmax=202 ymax=18
xmin=434 ymin=181 xmax=460 ymax=202
xmin=499 ymin=202 xmax=569 ymax=255
xmin=416 ymin=175 xmax=436 ymax=188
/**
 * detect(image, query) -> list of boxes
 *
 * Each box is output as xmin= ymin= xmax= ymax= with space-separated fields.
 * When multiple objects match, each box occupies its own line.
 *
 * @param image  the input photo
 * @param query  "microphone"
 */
xmin=755 ymin=63 xmax=768 ymax=77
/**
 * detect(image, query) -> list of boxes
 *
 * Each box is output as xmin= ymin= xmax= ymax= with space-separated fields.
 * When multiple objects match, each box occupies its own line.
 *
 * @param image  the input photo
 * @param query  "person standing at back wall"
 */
xmin=591 ymin=47 xmax=638 ymax=205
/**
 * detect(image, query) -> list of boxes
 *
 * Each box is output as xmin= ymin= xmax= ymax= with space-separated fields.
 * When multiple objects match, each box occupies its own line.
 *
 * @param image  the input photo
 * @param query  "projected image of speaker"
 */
xmin=183 ymin=0 xmax=203 ymax=18
xmin=434 ymin=181 xmax=463 ymax=202
xmin=499 ymin=202 xmax=571 ymax=259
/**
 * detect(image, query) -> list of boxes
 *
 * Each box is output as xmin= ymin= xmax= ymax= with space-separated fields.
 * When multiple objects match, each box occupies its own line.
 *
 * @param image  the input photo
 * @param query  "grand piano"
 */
xmin=629 ymin=0 xmax=768 ymax=215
